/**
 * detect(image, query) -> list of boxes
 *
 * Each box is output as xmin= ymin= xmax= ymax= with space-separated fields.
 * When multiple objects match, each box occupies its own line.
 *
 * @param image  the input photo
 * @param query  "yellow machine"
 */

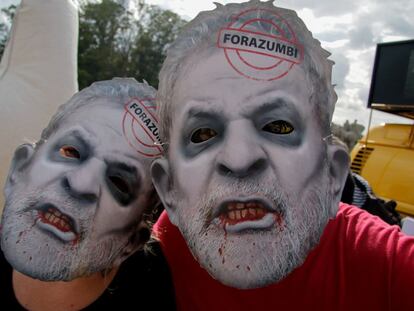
xmin=350 ymin=123 xmax=414 ymax=217
xmin=351 ymin=39 xmax=414 ymax=217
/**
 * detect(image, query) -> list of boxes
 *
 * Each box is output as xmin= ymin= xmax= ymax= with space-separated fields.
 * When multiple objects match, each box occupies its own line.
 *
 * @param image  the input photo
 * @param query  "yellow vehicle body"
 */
xmin=350 ymin=123 xmax=414 ymax=217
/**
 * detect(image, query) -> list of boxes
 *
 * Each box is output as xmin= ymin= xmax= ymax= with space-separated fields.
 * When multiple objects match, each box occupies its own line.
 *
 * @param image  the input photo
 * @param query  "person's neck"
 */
xmin=12 ymin=267 xmax=118 ymax=311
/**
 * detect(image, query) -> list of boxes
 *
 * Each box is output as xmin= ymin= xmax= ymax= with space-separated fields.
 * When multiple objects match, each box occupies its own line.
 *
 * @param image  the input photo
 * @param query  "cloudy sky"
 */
xmin=2 ymin=0 xmax=413 ymax=130
xmin=143 ymin=0 xmax=414 ymax=129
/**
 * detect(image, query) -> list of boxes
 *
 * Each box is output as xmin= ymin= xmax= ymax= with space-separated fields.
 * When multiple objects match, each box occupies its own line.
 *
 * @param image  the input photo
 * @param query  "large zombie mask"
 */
xmin=1 ymin=78 xmax=161 ymax=281
xmin=152 ymin=1 xmax=349 ymax=289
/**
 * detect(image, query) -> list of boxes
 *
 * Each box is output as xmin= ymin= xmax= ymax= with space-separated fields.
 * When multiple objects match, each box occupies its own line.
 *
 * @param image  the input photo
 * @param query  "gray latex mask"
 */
xmin=1 ymin=78 xmax=161 ymax=281
xmin=152 ymin=1 xmax=349 ymax=289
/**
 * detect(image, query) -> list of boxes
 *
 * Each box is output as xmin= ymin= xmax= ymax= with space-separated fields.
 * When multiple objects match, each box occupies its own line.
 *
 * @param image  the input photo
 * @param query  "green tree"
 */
xmin=78 ymin=0 xmax=131 ymax=87
xmin=0 ymin=5 xmax=17 ymax=59
xmin=78 ymin=0 xmax=186 ymax=89
xmin=131 ymin=4 xmax=186 ymax=87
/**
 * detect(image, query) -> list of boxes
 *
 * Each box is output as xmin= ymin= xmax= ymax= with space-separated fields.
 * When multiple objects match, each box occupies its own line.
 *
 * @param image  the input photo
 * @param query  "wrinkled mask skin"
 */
xmin=152 ymin=2 xmax=349 ymax=289
xmin=1 ymin=82 xmax=160 ymax=281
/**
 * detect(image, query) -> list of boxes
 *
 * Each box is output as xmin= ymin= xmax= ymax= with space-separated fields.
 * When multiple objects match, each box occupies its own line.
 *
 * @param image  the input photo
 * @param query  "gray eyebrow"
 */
xmin=187 ymin=109 xmax=221 ymax=120
xmin=68 ymin=129 xmax=91 ymax=140
xmin=183 ymin=96 xmax=301 ymax=122
xmin=104 ymin=153 xmax=147 ymax=171
xmin=186 ymin=104 xmax=226 ymax=120
xmin=243 ymin=97 xmax=301 ymax=118
xmin=104 ymin=160 xmax=138 ymax=175
xmin=56 ymin=128 xmax=147 ymax=175
xmin=57 ymin=129 xmax=93 ymax=148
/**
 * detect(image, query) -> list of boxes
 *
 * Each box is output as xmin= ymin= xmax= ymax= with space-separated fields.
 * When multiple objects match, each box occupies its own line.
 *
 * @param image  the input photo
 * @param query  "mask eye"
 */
xmin=262 ymin=120 xmax=294 ymax=134
xmin=191 ymin=128 xmax=217 ymax=143
xmin=59 ymin=145 xmax=80 ymax=159
xmin=108 ymin=175 xmax=130 ymax=195
xmin=106 ymin=163 xmax=138 ymax=206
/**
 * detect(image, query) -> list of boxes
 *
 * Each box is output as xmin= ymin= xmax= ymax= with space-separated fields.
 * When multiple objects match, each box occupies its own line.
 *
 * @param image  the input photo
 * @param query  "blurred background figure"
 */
xmin=333 ymin=135 xmax=402 ymax=226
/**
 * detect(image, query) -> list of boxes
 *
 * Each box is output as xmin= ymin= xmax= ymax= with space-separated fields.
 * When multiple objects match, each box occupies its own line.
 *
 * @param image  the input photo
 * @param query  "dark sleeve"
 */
xmin=0 ymin=248 xmax=26 ymax=310
xmin=341 ymin=172 xmax=355 ymax=204
xmin=85 ymin=241 xmax=176 ymax=310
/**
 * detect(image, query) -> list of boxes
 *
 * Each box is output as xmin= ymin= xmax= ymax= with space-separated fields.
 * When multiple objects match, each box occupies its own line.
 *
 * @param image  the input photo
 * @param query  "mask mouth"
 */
xmin=35 ymin=204 xmax=79 ymax=243
xmin=212 ymin=197 xmax=284 ymax=233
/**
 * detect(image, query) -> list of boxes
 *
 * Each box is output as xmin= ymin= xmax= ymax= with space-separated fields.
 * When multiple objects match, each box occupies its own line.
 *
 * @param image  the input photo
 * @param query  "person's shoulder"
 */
xmin=337 ymin=201 xmax=368 ymax=217
xmin=334 ymin=204 xmax=414 ymax=309
xmin=337 ymin=202 xmax=396 ymax=229
xmin=336 ymin=202 xmax=414 ymax=254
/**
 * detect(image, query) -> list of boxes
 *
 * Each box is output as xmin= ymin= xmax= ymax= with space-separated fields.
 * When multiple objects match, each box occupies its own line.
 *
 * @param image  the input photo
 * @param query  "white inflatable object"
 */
xmin=0 ymin=0 xmax=78 ymax=211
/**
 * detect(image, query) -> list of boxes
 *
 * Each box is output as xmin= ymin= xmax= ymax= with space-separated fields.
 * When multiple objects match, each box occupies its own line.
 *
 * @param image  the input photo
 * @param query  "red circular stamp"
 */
xmin=216 ymin=8 xmax=303 ymax=81
xmin=122 ymin=98 xmax=162 ymax=158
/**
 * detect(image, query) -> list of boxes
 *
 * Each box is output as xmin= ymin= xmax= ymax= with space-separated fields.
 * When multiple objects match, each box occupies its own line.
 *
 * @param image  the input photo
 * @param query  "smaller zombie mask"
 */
xmin=1 ymin=78 xmax=161 ymax=281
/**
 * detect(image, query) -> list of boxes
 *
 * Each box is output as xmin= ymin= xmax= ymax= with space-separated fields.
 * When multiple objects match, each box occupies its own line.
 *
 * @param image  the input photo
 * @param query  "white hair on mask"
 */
xmin=40 ymin=78 xmax=156 ymax=143
xmin=157 ymin=0 xmax=337 ymax=146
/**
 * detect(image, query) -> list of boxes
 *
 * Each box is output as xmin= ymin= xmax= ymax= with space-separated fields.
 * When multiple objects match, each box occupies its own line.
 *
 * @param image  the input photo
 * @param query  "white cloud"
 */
xmin=330 ymin=52 xmax=350 ymax=91
xmin=146 ymin=0 xmax=246 ymax=20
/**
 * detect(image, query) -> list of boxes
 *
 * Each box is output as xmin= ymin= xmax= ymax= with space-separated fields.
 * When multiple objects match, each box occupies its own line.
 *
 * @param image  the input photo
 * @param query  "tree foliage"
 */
xmin=78 ymin=0 xmax=186 ymax=89
xmin=332 ymin=119 xmax=365 ymax=150
xmin=0 ymin=1 xmax=186 ymax=89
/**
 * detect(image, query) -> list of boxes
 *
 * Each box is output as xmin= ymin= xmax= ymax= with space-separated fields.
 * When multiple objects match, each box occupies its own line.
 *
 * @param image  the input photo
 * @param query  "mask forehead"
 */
xmin=216 ymin=7 xmax=304 ymax=81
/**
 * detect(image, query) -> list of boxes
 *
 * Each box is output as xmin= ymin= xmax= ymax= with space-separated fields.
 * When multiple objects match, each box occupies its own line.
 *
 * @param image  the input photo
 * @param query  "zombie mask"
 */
xmin=1 ymin=78 xmax=161 ymax=281
xmin=152 ymin=1 xmax=349 ymax=289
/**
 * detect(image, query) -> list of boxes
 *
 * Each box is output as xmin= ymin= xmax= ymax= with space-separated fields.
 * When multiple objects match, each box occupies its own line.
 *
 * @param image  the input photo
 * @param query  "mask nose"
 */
xmin=62 ymin=158 xmax=104 ymax=203
xmin=216 ymin=120 xmax=268 ymax=178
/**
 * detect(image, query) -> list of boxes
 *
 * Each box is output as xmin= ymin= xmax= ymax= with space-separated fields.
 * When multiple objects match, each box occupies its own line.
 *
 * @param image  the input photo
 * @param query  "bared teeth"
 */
xmin=235 ymin=210 xmax=241 ymax=219
xmin=40 ymin=208 xmax=74 ymax=233
xmin=223 ymin=202 xmax=269 ymax=223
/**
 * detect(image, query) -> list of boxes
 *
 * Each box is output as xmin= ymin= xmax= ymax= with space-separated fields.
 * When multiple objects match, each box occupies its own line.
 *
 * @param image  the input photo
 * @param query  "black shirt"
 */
xmin=1 ymin=242 xmax=175 ymax=310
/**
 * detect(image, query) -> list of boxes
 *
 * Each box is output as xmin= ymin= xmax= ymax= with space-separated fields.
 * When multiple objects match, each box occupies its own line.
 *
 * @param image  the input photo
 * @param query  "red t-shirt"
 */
xmin=154 ymin=203 xmax=414 ymax=311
